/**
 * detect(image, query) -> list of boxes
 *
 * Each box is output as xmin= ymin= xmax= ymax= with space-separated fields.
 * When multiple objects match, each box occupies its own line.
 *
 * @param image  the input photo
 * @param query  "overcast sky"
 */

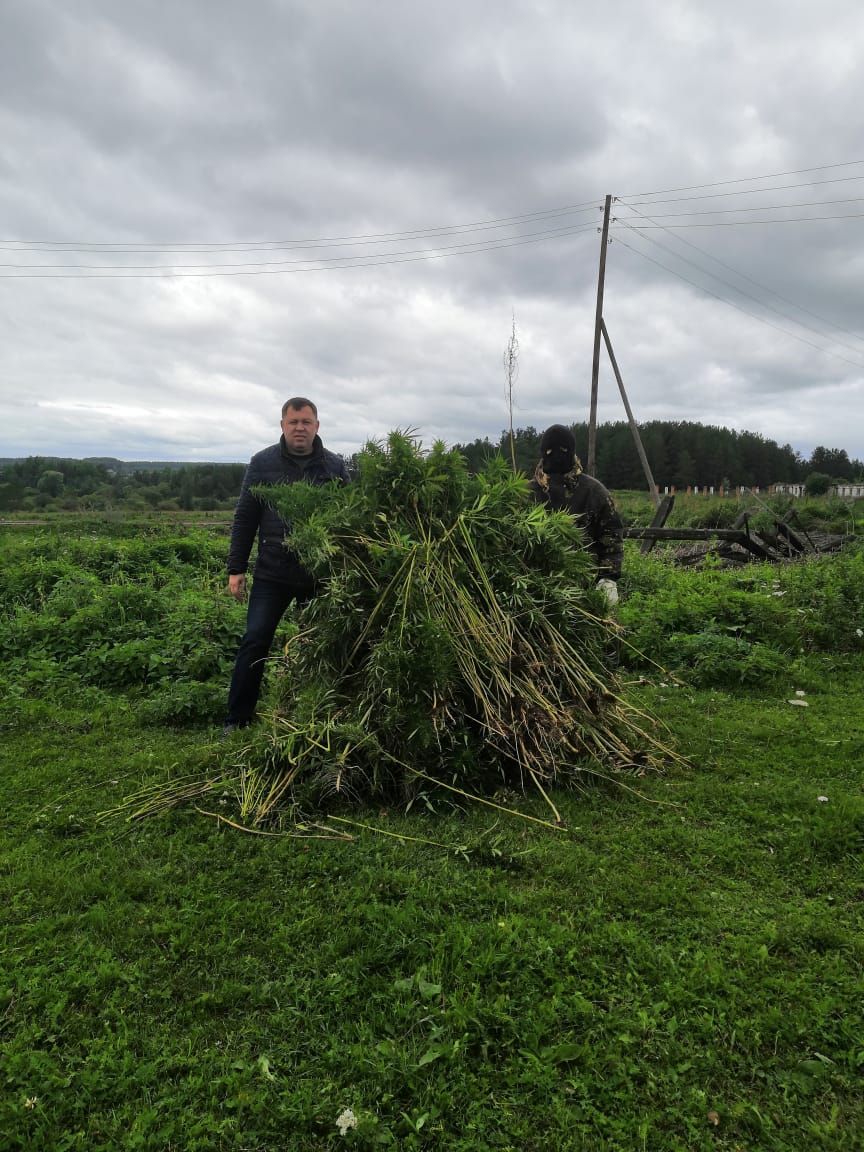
xmin=2 ymin=0 xmax=863 ymax=473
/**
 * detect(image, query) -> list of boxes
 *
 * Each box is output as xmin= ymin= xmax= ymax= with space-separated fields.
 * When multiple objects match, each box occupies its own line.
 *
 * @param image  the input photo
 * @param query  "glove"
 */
xmin=596 ymin=578 xmax=620 ymax=607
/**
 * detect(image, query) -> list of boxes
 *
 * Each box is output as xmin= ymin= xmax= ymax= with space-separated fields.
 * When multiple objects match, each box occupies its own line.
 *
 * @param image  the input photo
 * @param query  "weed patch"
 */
xmin=620 ymin=540 xmax=864 ymax=685
xmin=1 ymin=519 xmax=863 ymax=1149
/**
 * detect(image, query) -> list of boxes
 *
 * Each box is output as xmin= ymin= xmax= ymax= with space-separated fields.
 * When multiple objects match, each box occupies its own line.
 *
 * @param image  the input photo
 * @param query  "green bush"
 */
xmin=134 ymin=680 xmax=226 ymax=726
xmin=683 ymin=499 xmax=742 ymax=530
xmin=0 ymin=526 xmax=240 ymax=722
xmin=794 ymin=498 xmax=856 ymax=534
xmin=620 ymin=541 xmax=864 ymax=683
xmin=804 ymin=471 xmax=832 ymax=496
xmin=3 ymin=512 xmax=860 ymax=735
xmin=663 ymin=631 xmax=787 ymax=686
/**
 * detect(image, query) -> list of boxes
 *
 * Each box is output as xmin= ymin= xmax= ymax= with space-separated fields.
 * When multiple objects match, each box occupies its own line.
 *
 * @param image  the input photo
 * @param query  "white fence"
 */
xmin=654 ymin=483 xmax=864 ymax=497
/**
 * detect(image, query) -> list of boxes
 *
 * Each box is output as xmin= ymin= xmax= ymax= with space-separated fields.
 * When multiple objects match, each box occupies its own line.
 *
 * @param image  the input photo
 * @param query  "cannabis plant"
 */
xmin=243 ymin=432 xmax=664 ymax=822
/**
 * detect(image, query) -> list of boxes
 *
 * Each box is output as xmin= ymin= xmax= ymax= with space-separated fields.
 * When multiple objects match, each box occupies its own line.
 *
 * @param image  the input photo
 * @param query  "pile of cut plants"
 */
xmin=119 ymin=433 xmax=677 ymax=830
xmin=220 ymin=432 xmax=677 ymax=824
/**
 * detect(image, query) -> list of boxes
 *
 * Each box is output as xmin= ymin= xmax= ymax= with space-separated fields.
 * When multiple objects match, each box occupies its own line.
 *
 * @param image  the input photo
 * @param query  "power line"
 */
xmin=3 ymin=191 xmax=858 ymax=260
xmin=613 ymin=212 xmax=864 ymax=228
xmin=612 ymin=235 xmax=864 ymax=371
xmin=615 ymin=198 xmax=864 ymax=351
xmin=9 ymin=191 xmax=858 ymax=265
xmin=623 ymin=174 xmax=864 ymax=207
xmin=612 ymin=196 xmax=864 ymax=218
xmin=613 ymin=216 xmax=864 ymax=361
xmin=4 ymin=158 xmax=864 ymax=252
xmin=0 ymin=202 xmax=603 ymax=252
xmin=0 ymin=221 xmax=599 ymax=278
xmin=0 ymin=219 xmax=601 ymax=271
xmin=619 ymin=158 xmax=864 ymax=199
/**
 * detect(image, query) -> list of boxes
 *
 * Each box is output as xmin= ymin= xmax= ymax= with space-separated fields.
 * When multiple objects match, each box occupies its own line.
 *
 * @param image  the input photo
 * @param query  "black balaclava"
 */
xmin=539 ymin=424 xmax=577 ymax=475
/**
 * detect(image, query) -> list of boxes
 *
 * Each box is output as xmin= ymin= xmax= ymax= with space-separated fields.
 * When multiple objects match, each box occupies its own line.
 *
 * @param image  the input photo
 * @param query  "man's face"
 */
xmin=281 ymin=405 xmax=319 ymax=454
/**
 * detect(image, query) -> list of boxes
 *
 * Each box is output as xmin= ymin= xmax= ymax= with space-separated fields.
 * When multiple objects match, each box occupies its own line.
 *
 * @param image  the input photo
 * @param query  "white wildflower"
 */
xmin=336 ymin=1108 xmax=358 ymax=1136
xmin=817 ymin=795 xmax=829 ymax=803
xmin=795 ymin=690 xmax=806 ymax=697
xmin=24 ymin=1097 xmax=38 ymax=1109
xmin=857 ymin=628 xmax=863 ymax=638
xmin=786 ymin=699 xmax=808 ymax=707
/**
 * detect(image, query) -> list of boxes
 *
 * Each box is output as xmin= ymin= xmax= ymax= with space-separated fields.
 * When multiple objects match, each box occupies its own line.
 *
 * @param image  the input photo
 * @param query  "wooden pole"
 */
xmin=600 ymin=319 xmax=660 ymax=508
xmin=587 ymin=194 xmax=612 ymax=476
xmin=621 ymin=526 xmax=775 ymax=560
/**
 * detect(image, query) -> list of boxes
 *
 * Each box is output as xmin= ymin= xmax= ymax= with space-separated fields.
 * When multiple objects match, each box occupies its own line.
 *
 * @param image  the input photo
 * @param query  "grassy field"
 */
xmin=2 ymin=518 xmax=863 ymax=1150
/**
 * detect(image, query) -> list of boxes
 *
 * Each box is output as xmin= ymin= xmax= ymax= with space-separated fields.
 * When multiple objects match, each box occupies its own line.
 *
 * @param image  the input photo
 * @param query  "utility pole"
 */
xmin=587 ymin=194 xmax=611 ymax=476
xmin=601 ymin=319 xmax=660 ymax=508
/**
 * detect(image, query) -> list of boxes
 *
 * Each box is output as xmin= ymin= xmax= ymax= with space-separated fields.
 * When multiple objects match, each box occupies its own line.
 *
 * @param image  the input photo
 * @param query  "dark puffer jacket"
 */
xmin=529 ymin=465 xmax=624 ymax=581
xmin=227 ymin=434 xmax=349 ymax=589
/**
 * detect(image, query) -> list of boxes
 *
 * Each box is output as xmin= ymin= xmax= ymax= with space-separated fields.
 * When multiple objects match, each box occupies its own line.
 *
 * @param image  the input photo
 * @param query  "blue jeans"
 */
xmin=225 ymin=579 xmax=306 ymax=725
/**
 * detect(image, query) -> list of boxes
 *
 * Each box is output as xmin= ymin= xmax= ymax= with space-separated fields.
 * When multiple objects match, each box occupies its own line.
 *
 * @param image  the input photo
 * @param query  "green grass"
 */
xmin=2 ymin=519 xmax=863 ymax=1149
xmin=3 ymin=661 xmax=863 ymax=1150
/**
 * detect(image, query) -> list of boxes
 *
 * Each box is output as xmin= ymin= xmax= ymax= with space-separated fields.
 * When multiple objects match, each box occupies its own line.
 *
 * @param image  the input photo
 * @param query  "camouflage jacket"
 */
xmin=529 ymin=463 xmax=624 ymax=581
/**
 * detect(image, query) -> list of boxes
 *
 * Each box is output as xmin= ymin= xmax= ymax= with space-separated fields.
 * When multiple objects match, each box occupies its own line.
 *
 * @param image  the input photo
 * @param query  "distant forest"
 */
xmin=0 ymin=457 xmax=246 ymax=513
xmin=1 ymin=421 xmax=861 ymax=512
xmin=458 ymin=421 xmax=863 ymax=491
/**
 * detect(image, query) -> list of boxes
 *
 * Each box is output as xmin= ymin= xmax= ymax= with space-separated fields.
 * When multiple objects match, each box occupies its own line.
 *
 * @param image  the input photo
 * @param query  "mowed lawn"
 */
xmin=2 ymin=663 xmax=863 ymax=1151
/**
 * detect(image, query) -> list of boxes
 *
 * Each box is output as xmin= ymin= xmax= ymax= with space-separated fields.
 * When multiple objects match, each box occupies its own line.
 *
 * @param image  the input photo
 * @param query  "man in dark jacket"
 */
xmin=223 ymin=397 xmax=349 ymax=732
xmin=529 ymin=424 xmax=623 ymax=605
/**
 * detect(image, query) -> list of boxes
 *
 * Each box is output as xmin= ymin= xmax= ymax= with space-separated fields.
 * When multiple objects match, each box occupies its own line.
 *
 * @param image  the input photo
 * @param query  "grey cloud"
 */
xmin=1 ymin=0 xmax=864 ymax=465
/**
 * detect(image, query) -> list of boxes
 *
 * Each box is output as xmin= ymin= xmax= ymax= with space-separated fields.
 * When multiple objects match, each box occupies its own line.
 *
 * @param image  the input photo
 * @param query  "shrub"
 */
xmin=687 ymin=500 xmax=742 ymax=530
xmin=804 ymin=471 xmax=832 ymax=496
xmin=0 ymin=526 xmax=240 ymax=707
xmin=620 ymin=541 xmax=864 ymax=683
xmin=134 ymin=680 xmax=226 ymax=726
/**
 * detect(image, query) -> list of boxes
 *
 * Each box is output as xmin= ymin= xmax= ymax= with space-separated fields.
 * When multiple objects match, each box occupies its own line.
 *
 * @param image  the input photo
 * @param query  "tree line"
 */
xmin=456 ymin=421 xmax=863 ymax=491
xmin=0 ymin=457 xmax=245 ymax=513
xmin=1 ymin=422 xmax=861 ymax=512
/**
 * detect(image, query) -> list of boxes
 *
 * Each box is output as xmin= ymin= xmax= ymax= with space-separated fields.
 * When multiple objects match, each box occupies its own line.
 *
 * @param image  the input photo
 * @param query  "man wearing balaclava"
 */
xmin=529 ymin=424 xmax=623 ymax=606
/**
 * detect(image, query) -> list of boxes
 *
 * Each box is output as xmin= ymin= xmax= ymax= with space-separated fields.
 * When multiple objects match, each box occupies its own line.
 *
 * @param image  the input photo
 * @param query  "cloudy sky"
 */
xmin=2 ymin=0 xmax=864 ymax=472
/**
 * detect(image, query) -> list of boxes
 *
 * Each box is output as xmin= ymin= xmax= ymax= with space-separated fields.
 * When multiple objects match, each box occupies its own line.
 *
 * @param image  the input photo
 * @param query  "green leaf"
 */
xmin=541 ymin=1042 xmax=584 ymax=1065
xmin=417 ymin=1046 xmax=446 ymax=1067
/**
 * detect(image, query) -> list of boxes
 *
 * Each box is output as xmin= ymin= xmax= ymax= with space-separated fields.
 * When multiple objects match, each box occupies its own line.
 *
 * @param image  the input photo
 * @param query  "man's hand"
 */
xmin=228 ymin=573 xmax=247 ymax=602
xmin=596 ymin=578 xmax=620 ymax=607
